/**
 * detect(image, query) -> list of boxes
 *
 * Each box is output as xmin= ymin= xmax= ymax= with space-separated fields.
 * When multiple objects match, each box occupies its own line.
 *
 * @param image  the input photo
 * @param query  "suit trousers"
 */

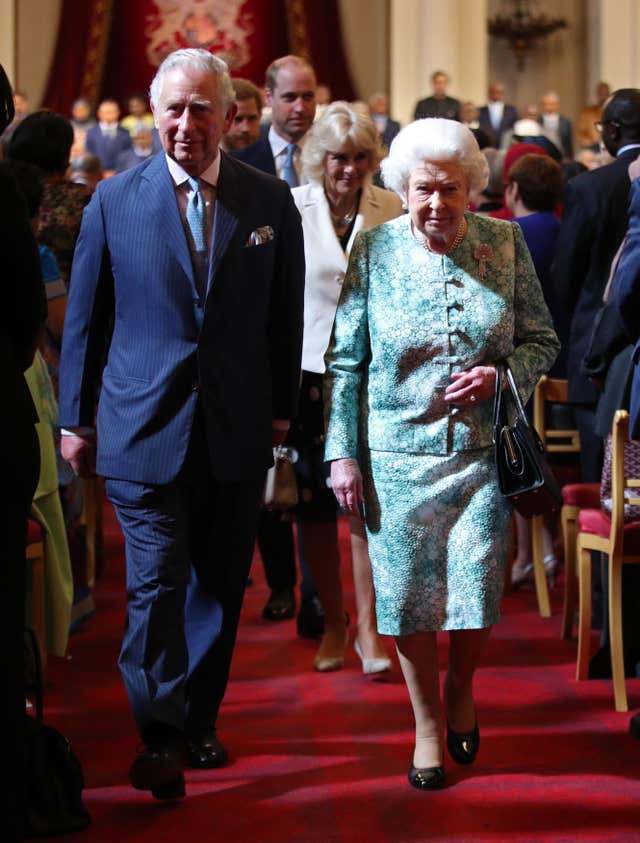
xmin=256 ymin=510 xmax=296 ymax=591
xmin=106 ymin=409 xmax=264 ymax=746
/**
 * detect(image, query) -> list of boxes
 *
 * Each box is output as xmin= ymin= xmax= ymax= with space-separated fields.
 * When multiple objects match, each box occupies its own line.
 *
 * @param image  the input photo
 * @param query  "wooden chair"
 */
xmin=26 ymin=518 xmax=46 ymax=671
xmin=575 ymin=410 xmax=640 ymax=711
xmin=559 ymin=482 xmax=600 ymax=639
xmin=531 ymin=376 xmax=580 ymax=617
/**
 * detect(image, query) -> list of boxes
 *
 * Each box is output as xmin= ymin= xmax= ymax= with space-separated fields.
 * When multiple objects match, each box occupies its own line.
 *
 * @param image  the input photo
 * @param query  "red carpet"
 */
xmin=44 ymin=504 xmax=640 ymax=842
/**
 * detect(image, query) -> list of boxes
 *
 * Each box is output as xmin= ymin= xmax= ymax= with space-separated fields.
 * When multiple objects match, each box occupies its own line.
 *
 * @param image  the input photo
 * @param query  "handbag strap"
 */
xmin=492 ymin=363 xmax=531 ymax=440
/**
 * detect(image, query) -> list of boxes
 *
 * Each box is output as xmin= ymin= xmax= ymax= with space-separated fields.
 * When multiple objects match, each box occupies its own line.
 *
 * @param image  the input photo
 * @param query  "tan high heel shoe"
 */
xmin=314 ymin=625 xmax=349 ymax=672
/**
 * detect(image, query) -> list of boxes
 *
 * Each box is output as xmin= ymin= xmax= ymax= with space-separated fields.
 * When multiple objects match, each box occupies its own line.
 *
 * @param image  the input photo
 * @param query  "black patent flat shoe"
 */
xmin=408 ymin=764 xmax=445 ymax=790
xmin=446 ymin=722 xmax=479 ymax=765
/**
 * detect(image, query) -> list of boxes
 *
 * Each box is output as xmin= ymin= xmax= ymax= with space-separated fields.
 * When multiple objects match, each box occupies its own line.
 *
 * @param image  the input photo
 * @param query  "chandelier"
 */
xmin=488 ymin=0 xmax=568 ymax=70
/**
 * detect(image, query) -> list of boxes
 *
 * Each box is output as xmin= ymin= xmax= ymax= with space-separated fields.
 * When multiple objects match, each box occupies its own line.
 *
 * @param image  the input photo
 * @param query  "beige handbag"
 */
xmin=262 ymin=446 xmax=298 ymax=510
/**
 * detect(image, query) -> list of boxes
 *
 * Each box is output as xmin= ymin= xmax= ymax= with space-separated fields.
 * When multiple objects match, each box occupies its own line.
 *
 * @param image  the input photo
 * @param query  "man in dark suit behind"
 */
xmin=552 ymin=88 xmax=640 ymax=484
xmin=478 ymin=81 xmax=518 ymax=148
xmin=368 ymin=91 xmax=400 ymax=152
xmin=539 ymin=91 xmax=574 ymax=160
xmin=232 ymin=55 xmax=321 ymax=631
xmin=413 ymin=70 xmax=460 ymax=121
xmin=615 ymin=165 xmax=640 ymax=439
xmin=85 ymin=98 xmax=132 ymax=175
xmin=232 ymin=55 xmax=317 ymax=185
xmin=59 ymin=48 xmax=304 ymax=800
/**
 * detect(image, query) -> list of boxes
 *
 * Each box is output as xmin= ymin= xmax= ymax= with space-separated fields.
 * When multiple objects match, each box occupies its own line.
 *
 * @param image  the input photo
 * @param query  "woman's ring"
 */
xmin=470 ymin=394 xmax=477 ymax=402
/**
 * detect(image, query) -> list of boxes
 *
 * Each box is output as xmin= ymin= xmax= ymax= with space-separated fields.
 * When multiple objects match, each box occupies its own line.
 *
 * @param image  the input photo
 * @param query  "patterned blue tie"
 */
xmin=186 ymin=176 xmax=207 ymax=252
xmin=282 ymin=143 xmax=299 ymax=188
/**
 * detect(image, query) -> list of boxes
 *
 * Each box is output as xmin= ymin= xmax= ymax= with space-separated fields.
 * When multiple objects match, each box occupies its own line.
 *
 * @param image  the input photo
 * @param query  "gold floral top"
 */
xmin=38 ymin=179 xmax=91 ymax=287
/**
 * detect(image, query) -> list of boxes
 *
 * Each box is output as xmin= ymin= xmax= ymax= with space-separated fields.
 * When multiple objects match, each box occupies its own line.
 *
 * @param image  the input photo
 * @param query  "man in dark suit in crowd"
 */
xmin=615 ymin=161 xmax=640 ymax=440
xmin=222 ymin=78 xmax=263 ymax=152
xmin=478 ymin=81 xmax=518 ymax=148
xmin=232 ymin=55 xmax=321 ymax=631
xmin=552 ymin=88 xmax=640 ymax=484
xmin=368 ymin=91 xmax=400 ymax=152
xmin=413 ymin=70 xmax=460 ymax=121
xmin=233 ymin=55 xmax=316 ymax=185
xmin=0 ymin=63 xmax=46 ymax=840
xmin=539 ymin=91 xmax=574 ymax=160
xmin=59 ymin=48 xmax=304 ymax=800
xmin=85 ymin=99 xmax=132 ymax=175
xmin=115 ymin=128 xmax=161 ymax=172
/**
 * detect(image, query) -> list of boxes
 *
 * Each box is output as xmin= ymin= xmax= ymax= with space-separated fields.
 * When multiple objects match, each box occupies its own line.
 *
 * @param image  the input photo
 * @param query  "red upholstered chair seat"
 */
xmin=577 ymin=508 xmax=640 ymax=551
xmin=562 ymin=483 xmax=601 ymax=508
xmin=27 ymin=518 xmax=44 ymax=544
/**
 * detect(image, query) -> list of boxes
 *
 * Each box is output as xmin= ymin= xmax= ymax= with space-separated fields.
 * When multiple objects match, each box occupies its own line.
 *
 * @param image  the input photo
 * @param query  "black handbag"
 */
xmin=492 ymin=365 xmax=562 ymax=517
xmin=24 ymin=628 xmax=91 ymax=838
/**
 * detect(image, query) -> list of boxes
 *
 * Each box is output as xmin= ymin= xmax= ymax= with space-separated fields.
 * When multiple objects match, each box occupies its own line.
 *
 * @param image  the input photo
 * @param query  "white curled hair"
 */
xmin=149 ymin=48 xmax=235 ymax=110
xmin=381 ymin=118 xmax=489 ymax=200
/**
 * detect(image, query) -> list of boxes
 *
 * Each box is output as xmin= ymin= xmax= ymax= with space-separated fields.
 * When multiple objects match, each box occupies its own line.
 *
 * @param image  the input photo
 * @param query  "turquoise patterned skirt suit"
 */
xmin=324 ymin=212 xmax=560 ymax=634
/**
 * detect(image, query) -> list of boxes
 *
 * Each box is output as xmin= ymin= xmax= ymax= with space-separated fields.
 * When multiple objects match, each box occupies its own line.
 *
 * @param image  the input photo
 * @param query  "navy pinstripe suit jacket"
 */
xmin=59 ymin=151 xmax=304 ymax=485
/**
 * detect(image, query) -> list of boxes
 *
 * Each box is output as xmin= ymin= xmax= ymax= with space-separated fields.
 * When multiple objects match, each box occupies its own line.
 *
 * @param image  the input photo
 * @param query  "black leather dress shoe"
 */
xmin=187 ymin=731 xmax=228 ymax=769
xmin=262 ymin=588 xmax=296 ymax=621
xmin=408 ymin=765 xmax=445 ymax=790
xmin=296 ymin=596 xmax=325 ymax=639
xmin=129 ymin=740 xmax=187 ymax=792
xmin=446 ymin=722 xmax=479 ymax=765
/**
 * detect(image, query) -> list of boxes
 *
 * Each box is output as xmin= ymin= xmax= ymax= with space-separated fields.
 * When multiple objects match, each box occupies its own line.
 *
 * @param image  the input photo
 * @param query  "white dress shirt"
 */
xmin=487 ymin=101 xmax=504 ymax=130
xmin=165 ymin=153 xmax=219 ymax=254
xmin=268 ymin=126 xmax=306 ymax=184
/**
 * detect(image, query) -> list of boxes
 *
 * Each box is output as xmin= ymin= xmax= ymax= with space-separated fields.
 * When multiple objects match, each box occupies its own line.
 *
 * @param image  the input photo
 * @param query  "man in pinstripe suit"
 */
xmin=59 ymin=49 xmax=304 ymax=800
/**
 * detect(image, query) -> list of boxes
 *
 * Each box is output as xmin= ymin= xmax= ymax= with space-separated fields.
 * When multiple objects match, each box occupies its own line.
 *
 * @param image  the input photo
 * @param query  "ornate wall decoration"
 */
xmin=145 ymin=0 xmax=253 ymax=71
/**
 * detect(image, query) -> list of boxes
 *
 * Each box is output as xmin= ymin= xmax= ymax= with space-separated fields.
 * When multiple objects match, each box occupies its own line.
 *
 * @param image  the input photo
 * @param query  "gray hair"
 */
xmin=301 ymin=101 xmax=382 ymax=184
xmin=380 ymin=118 xmax=489 ymax=198
xmin=149 ymin=48 xmax=234 ymax=110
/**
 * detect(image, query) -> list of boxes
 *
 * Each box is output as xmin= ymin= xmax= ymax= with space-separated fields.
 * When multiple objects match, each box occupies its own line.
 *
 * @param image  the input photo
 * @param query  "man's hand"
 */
xmin=61 ymin=432 xmax=97 ymax=477
xmin=330 ymin=458 xmax=364 ymax=518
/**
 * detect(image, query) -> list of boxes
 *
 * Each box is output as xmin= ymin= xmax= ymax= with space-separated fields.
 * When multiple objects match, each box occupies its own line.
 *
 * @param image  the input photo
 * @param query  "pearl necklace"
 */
xmin=411 ymin=217 xmax=467 ymax=254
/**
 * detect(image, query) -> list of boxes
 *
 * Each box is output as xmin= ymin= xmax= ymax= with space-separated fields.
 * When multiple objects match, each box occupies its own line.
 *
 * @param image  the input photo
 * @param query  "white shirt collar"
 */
xmin=165 ymin=152 xmax=221 ymax=188
xmin=268 ymin=125 xmax=304 ymax=156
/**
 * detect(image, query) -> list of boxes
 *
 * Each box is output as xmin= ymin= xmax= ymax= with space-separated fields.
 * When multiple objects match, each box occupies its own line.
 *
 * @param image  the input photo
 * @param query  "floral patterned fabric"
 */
xmin=38 ymin=178 xmax=91 ymax=287
xmin=324 ymin=212 xmax=560 ymax=633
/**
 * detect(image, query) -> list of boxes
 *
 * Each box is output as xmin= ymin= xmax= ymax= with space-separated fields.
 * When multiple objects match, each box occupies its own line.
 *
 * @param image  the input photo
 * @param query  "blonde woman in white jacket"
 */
xmin=291 ymin=102 xmax=403 ymax=673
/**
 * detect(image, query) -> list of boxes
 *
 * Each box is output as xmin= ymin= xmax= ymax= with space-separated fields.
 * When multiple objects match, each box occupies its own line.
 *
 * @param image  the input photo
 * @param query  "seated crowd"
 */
xmin=2 ymin=47 xmax=640 ymax=823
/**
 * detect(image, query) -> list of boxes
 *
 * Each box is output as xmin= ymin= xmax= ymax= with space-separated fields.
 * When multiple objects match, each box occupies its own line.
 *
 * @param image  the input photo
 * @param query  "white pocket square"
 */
xmin=245 ymin=226 xmax=274 ymax=247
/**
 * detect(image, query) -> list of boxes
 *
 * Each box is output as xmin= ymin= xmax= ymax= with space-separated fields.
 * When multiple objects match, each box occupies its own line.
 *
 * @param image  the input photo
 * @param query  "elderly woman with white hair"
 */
xmin=290 ymin=101 xmax=403 ymax=674
xmin=324 ymin=118 xmax=559 ymax=789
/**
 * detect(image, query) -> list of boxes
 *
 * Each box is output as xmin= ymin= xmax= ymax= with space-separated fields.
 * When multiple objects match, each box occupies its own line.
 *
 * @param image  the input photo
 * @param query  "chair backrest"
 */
xmin=609 ymin=410 xmax=640 ymax=553
xmin=533 ymin=375 xmax=580 ymax=453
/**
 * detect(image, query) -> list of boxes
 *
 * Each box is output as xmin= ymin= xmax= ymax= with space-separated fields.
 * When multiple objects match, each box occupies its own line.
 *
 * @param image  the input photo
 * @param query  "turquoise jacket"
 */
xmin=324 ymin=212 xmax=560 ymax=460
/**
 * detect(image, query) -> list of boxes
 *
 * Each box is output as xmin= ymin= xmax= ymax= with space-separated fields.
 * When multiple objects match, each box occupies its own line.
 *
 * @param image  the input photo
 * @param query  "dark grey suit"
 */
xmin=552 ymin=146 xmax=640 ymax=479
xmin=478 ymin=103 xmax=518 ymax=148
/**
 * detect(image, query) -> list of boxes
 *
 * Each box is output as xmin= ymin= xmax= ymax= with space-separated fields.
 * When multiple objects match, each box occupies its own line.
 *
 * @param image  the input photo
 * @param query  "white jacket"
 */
xmin=292 ymin=180 xmax=403 ymax=373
